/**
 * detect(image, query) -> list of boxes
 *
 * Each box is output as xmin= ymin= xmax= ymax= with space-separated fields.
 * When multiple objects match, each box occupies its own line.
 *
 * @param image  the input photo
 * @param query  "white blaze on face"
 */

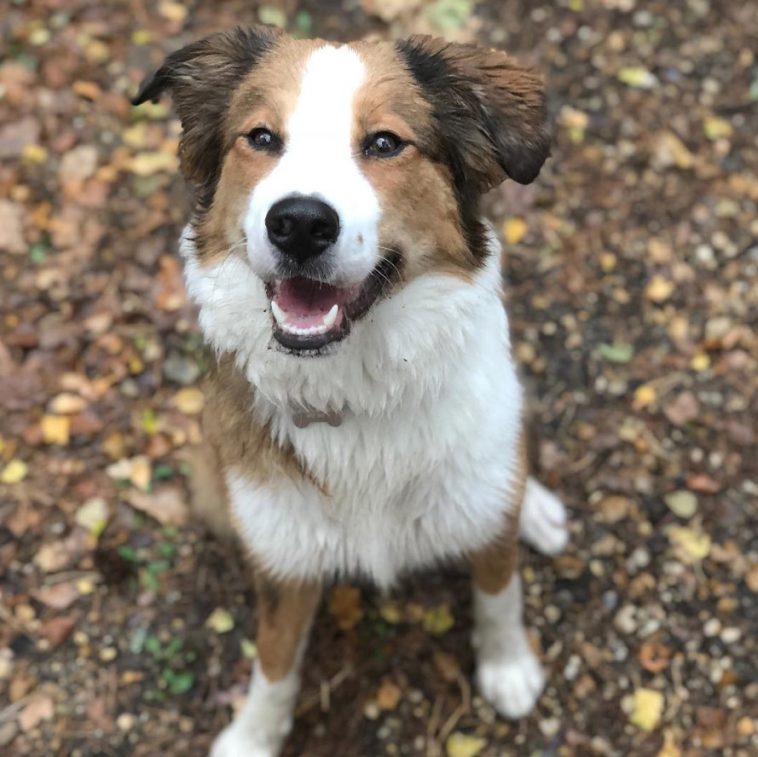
xmin=244 ymin=45 xmax=381 ymax=285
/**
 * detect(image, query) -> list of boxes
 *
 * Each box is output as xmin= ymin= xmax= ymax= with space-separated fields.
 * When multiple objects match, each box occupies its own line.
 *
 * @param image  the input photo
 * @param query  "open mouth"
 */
xmin=265 ymin=254 xmax=400 ymax=354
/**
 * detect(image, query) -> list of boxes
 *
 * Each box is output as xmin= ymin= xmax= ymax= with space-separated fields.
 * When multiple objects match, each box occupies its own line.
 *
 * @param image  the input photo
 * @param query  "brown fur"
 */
xmin=468 ymin=431 xmax=528 ymax=595
xmin=253 ymin=572 xmax=321 ymax=681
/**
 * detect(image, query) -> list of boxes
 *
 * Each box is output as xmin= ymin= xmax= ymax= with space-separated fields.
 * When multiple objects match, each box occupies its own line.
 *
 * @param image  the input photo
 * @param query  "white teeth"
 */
xmin=270 ymin=300 xmax=341 ymax=336
xmin=271 ymin=299 xmax=287 ymax=327
xmin=322 ymin=304 xmax=339 ymax=330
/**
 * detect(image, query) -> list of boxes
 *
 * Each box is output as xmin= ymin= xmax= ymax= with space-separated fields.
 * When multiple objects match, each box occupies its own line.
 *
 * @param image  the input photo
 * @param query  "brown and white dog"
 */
xmin=133 ymin=26 xmax=569 ymax=756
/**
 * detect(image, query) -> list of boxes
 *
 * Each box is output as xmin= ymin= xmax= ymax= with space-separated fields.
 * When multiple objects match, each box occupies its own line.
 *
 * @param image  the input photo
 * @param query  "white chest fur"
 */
xmin=183 ymin=229 xmax=524 ymax=587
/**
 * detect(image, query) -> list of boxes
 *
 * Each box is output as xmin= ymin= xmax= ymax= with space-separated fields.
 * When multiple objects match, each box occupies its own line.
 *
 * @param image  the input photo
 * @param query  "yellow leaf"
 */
xmin=129 ymin=456 xmax=152 ymax=491
xmin=618 ymin=66 xmax=658 ymax=89
xmin=422 ymin=604 xmax=454 ymax=635
xmin=158 ymin=1 xmax=188 ymax=22
xmin=206 ymin=608 xmax=235 ymax=634
xmin=633 ymin=384 xmax=657 ymax=410
xmin=446 ymin=732 xmax=487 ymax=757
xmin=379 ymin=601 xmax=403 ymax=624
xmin=655 ymin=132 xmax=695 ymax=169
xmin=691 ymin=352 xmax=710 ymax=371
xmin=41 ymin=415 xmax=70 ymax=445
xmin=658 ymin=730 xmax=682 ymax=757
xmin=376 ymin=679 xmax=402 ymax=710
xmin=75 ymin=497 xmax=109 ymax=537
xmin=502 ymin=217 xmax=528 ymax=245
xmin=174 ymin=387 xmax=205 ymax=415
xmin=131 ymin=30 xmax=152 ymax=46
xmin=128 ymin=151 xmax=178 ymax=177
xmin=22 ymin=144 xmax=48 ymax=165
xmin=600 ymin=252 xmax=617 ymax=272
xmin=703 ymin=116 xmax=732 ymax=141
xmin=1 ymin=459 xmax=28 ymax=484
xmin=629 ymin=687 xmax=664 ymax=731
xmin=329 ymin=585 xmax=363 ymax=631
xmin=668 ymin=526 xmax=711 ymax=563
xmin=644 ymin=275 xmax=674 ymax=303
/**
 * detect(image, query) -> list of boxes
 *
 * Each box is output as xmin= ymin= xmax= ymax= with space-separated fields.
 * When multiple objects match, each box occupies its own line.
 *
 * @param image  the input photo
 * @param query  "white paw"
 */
xmin=210 ymin=721 xmax=286 ymax=757
xmin=519 ymin=477 xmax=569 ymax=556
xmin=476 ymin=651 xmax=545 ymax=720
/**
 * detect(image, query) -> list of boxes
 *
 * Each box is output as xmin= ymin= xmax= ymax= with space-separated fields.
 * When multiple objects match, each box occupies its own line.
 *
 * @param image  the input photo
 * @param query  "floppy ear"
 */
xmin=396 ymin=36 xmax=550 ymax=192
xmin=132 ymin=26 xmax=281 ymax=194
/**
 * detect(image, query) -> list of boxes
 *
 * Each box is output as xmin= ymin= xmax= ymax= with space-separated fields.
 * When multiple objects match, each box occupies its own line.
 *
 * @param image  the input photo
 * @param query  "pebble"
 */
xmin=116 ymin=713 xmax=135 ymax=731
xmin=163 ymin=353 xmax=201 ymax=385
xmin=99 ymin=647 xmax=118 ymax=662
xmin=704 ymin=618 xmax=721 ymax=637
xmin=614 ymin=605 xmax=638 ymax=634
xmin=564 ymin=654 xmax=581 ymax=682
xmin=539 ymin=717 xmax=561 ymax=738
xmin=720 ymin=627 xmax=741 ymax=644
xmin=0 ymin=722 xmax=19 ymax=748
xmin=363 ymin=702 xmax=380 ymax=720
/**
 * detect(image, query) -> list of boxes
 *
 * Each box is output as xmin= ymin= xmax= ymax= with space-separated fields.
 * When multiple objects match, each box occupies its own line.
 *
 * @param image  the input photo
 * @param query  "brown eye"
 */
xmin=363 ymin=131 xmax=405 ymax=158
xmin=247 ymin=127 xmax=281 ymax=152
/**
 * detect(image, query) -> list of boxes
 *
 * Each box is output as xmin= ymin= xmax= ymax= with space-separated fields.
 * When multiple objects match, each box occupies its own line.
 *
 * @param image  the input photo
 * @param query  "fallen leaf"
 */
xmin=446 ymin=732 xmax=487 ymax=757
xmin=361 ymin=0 xmax=423 ymax=22
xmin=376 ymin=679 xmax=402 ymax=710
xmin=686 ymin=473 xmax=720 ymax=493
xmin=703 ymin=116 xmax=732 ymax=141
xmin=502 ymin=217 xmax=528 ymax=245
xmin=158 ymin=0 xmax=188 ymax=21
xmin=434 ymin=651 xmax=462 ymax=682
xmin=19 ymin=694 xmax=55 ymax=731
xmin=668 ymin=526 xmax=711 ymax=563
xmin=127 ymin=151 xmax=178 ymax=176
xmin=598 ymin=342 xmax=634 ymax=364
xmin=33 ymin=582 xmax=79 ymax=610
xmin=41 ymin=415 xmax=70 ymax=445
xmin=422 ymin=604 xmax=454 ymax=635
xmin=559 ymin=105 xmax=589 ymax=143
xmin=206 ymin=608 xmax=235 ymax=634
xmin=107 ymin=455 xmax=152 ymax=491
xmin=49 ymin=393 xmax=87 ymax=414
xmin=664 ymin=490 xmax=697 ymax=519
xmin=653 ymin=131 xmax=695 ymax=169
xmin=0 ymin=200 xmax=26 ymax=254
xmin=599 ymin=495 xmax=631 ymax=523
xmin=378 ymin=601 xmax=403 ymax=625
xmin=1 ymin=459 xmax=28 ymax=484
xmin=657 ymin=730 xmax=682 ymax=757
xmin=633 ymin=384 xmax=657 ymax=410
xmin=257 ymin=4 xmax=287 ymax=27
xmin=618 ymin=66 xmax=658 ymax=89
xmin=59 ymin=145 xmax=98 ymax=183
xmin=41 ymin=615 xmax=76 ymax=648
xmin=663 ymin=391 xmax=699 ymax=426
xmin=645 ymin=275 xmax=674 ymax=303
xmin=424 ymin=0 xmax=474 ymax=32
xmin=75 ymin=497 xmax=109 ymax=537
xmin=174 ymin=387 xmax=205 ymax=415
xmin=629 ymin=687 xmax=664 ymax=731
xmin=126 ymin=486 xmax=188 ymax=526
xmin=329 ymin=585 xmax=363 ymax=631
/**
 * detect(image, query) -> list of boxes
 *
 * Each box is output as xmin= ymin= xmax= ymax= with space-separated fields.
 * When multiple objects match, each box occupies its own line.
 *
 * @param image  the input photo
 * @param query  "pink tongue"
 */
xmin=274 ymin=278 xmax=356 ymax=328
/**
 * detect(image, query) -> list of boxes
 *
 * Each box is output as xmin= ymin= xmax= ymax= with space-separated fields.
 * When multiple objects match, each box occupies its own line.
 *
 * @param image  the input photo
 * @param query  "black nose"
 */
xmin=265 ymin=196 xmax=340 ymax=263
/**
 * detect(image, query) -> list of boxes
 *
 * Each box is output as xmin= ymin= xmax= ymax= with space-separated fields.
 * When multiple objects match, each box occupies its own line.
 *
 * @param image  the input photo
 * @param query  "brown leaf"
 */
xmin=376 ymin=678 xmax=402 ymax=710
xmin=19 ymin=694 xmax=55 ymax=731
xmin=41 ymin=616 xmax=76 ymax=648
xmin=328 ymin=585 xmax=363 ymax=631
xmin=125 ymin=485 xmax=189 ymax=526
xmin=33 ymin=582 xmax=79 ymax=610
xmin=663 ymin=391 xmax=699 ymax=426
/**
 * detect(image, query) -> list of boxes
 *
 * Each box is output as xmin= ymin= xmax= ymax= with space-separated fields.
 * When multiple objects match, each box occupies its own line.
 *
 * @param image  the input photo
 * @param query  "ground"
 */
xmin=0 ymin=1 xmax=756 ymax=755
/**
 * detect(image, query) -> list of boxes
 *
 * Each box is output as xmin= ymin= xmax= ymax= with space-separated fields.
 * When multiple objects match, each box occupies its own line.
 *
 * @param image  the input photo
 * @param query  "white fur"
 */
xmin=243 ymin=45 xmax=380 ymax=285
xmin=473 ymin=575 xmax=545 ymax=719
xmin=211 ymin=662 xmax=299 ymax=757
xmin=184 ymin=224 xmax=524 ymax=588
xmin=520 ymin=477 xmax=569 ymax=556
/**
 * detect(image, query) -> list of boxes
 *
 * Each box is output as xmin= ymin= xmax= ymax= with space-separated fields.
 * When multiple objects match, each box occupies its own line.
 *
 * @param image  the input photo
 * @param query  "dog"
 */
xmin=133 ymin=26 xmax=569 ymax=756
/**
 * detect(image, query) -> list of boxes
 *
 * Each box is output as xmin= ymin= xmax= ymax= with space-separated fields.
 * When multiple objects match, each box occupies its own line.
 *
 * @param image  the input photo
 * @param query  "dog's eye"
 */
xmin=363 ymin=132 xmax=404 ymax=158
xmin=247 ymin=128 xmax=281 ymax=152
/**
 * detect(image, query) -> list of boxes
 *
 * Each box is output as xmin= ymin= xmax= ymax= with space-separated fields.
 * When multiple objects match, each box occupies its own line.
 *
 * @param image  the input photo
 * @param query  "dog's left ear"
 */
xmin=397 ymin=36 xmax=551 ymax=193
xmin=132 ymin=26 xmax=281 ymax=191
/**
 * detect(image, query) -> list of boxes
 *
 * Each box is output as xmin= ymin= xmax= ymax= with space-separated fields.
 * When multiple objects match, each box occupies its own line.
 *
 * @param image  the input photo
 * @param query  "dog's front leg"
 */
xmin=469 ymin=519 xmax=545 ymax=720
xmin=211 ymin=574 xmax=321 ymax=757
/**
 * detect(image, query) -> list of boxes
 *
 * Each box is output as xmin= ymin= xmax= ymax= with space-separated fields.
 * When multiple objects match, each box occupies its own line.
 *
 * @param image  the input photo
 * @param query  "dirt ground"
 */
xmin=1 ymin=1 xmax=756 ymax=755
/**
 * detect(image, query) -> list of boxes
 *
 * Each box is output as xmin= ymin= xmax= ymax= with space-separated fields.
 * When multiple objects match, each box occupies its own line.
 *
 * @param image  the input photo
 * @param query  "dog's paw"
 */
xmin=210 ymin=722 xmax=286 ymax=757
xmin=519 ymin=477 xmax=569 ymax=556
xmin=476 ymin=650 xmax=545 ymax=720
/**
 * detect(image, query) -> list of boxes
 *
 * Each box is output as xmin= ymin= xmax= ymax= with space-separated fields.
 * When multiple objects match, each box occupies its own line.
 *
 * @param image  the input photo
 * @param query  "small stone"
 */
xmin=539 ymin=717 xmax=561 ymax=738
xmin=664 ymin=491 xmax=697 ymax=519
xmin=614 ymin=605 xmax=638 ymax=634
xmin=116 ymin=713 xmax=136 ymax=731
xmin=163 ymin=353 xmax=201 ymax=386
xmin=704 ymin=618 xmax=721 ymax=637
xmin=720 ymin=627 xmax=741 ymax=644
xmin=99 ymin=646 xmax=118 ymax=662
xmin=736 ymin=716 xmax=755 ymax=737
xmin=599 ymin=495 xmax=630 ymax=523
xmin=0 ymin=721 xmax=19 ymax=748
xmin=364 ymin=702 xmax=380 ymax=720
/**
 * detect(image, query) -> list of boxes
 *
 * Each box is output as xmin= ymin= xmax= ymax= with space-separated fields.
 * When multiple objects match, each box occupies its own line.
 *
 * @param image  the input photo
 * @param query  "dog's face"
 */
xmin=134 ymin=27 xmax=549 ymax=356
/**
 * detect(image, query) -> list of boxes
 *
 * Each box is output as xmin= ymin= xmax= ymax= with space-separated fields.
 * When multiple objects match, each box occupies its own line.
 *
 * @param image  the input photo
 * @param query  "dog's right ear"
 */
xmin=132 ymin=26 xmax=281 ymax=192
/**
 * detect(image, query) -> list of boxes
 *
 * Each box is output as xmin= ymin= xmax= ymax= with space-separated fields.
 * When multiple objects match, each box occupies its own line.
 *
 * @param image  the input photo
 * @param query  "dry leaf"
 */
xmin=446 ymin=732 xmax=487 ymax=757
xmin=629 ymin=687 xmax=664 ymax=731
xmin=49 ymin=393 xmax=87 ymax=414
xmin=329 ymin=585 xmax=363 ymax=631
xmin=376 ymin=679 xmax=402 ymax=710
xmin=668 ymin=526 xmax=711 ymax=563
xmin=41 ymin=415 xmax=70 ymax=445
xmin=618 ymin=66 xmax=658 ymax=89
xmin=664 ymin=491 xmax=697 ymax=519
xmin=633 ymin=384 xmax=657 ymax=410
xmin=645 ymin=275 xmax=674 ymax=303
xmin=206 ymin=608 xmax=235 ymax=634
xmin=1 ymin=459 xmax=28 ymax=484
xmin=75 ymin=497 xmax=109 ymax=537
xmin=126 ymin=486 xmax=188 ymax=526
xmin=502 ymin=217 xmax=528 ymax=245
xmin=174 ymin=387 xmax=205 ymax=415
xmin=19 ymin=694 xmax=55 ymax=731
xmin=422 ymin=604 xmax=455 ymax=635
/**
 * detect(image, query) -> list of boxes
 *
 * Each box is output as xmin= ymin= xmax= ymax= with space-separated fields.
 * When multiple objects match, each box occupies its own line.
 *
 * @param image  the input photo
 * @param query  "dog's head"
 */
xmin=134 ymin=27 xmax=549 ymax=356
